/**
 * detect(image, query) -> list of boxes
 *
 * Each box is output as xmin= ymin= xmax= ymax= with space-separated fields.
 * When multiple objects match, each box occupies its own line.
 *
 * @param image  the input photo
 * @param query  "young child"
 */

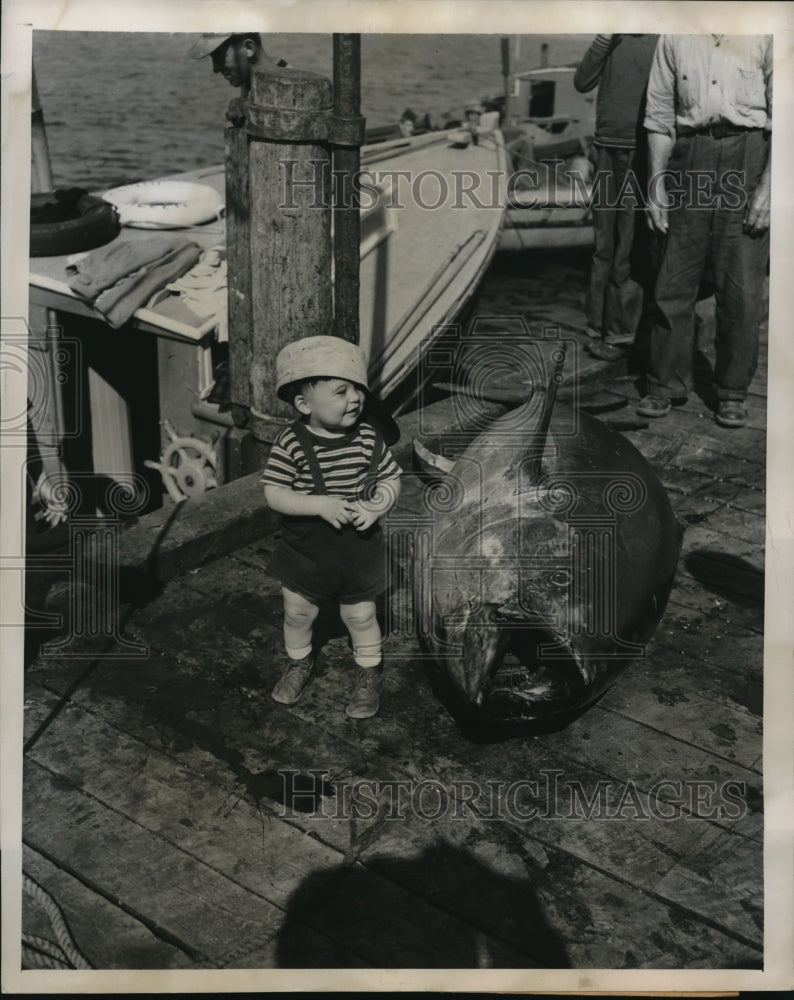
xmin=261 ymin=336 xmax=402 ymax=719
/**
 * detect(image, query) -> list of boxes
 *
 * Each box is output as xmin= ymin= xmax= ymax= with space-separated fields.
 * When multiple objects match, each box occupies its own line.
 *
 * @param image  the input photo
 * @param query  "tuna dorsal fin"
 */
xmin=526 ymin=343 xmax=567 ymax=481
xmin=413 ymin=436 xmax=456 ymax=477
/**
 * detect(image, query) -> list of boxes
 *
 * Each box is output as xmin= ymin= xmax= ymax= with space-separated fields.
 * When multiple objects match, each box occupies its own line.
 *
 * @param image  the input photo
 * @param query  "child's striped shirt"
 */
xmin=261 ymin=420 xmax=401 ymax=498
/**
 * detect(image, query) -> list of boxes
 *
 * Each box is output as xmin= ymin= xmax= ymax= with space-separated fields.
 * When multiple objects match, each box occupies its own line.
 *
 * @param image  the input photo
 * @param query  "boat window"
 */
xmin=529 ymin=81 xmax=555 ymax=119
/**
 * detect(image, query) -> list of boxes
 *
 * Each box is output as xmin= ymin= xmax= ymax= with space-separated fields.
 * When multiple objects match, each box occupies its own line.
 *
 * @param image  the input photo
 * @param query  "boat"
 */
xmin=496 ymin=64 xmax=596 ymax=252
xmin=28 ymin=125 xmax=509 ymax=504
xmin=499 ymin=154 xmax=594 ymax=252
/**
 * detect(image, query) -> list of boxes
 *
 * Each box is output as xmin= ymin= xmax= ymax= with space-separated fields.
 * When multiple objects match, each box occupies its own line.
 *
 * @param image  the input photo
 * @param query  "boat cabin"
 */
xmin=505 ymin=66 xmax=595 ymax=134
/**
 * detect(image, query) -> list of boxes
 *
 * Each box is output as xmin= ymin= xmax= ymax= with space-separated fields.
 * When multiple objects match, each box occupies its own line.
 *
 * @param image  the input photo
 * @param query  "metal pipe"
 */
xmin=332 ymin=33 xmax=362 ymax=345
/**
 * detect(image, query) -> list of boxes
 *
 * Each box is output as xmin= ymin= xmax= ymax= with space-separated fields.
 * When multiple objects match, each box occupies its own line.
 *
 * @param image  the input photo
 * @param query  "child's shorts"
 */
xmin=268 ymin=515 xmax=388 ymax=604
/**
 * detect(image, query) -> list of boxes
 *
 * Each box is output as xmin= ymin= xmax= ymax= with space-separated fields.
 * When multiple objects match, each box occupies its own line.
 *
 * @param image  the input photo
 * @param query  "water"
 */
xmin=33 ymin=31 xmax=592 ymax=189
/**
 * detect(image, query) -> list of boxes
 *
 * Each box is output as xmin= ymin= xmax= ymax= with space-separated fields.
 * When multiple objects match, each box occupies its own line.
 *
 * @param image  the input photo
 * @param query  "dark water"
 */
xmin=33 ymin=31 xmax=591 ymax=189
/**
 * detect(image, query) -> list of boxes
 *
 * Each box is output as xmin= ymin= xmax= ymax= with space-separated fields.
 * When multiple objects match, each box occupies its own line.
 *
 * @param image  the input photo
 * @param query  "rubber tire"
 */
xmin=30 ymin=191 xmax=120 ymax=258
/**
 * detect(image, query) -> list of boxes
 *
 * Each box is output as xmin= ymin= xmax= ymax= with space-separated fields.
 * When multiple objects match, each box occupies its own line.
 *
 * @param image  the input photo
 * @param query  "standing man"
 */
xmin=574 ymin=34 xmax=660 ymax=361
xmin=637 ymin=35 xmax=772 ymax=428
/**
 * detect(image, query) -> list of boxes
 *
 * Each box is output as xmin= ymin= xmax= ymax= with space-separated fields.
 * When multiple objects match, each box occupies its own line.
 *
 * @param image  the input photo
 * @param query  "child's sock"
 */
xmin=353 ymin=649 xmax=382 ymax=668
xmin=285 ymin=643 xmax=312 ymax=661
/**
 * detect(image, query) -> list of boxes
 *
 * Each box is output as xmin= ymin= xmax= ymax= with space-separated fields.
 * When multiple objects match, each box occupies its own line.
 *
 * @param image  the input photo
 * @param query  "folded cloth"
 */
xmin=94 ymin=243 xmax=202 ymax=328
xmin=164 ymin=246 xmax=228 ymax=341
xmin=66 ymin=232 xmax=196 ymax=299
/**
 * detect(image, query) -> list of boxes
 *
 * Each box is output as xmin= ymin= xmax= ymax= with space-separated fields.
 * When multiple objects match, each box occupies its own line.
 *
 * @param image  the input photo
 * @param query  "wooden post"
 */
xmin=225 ymin=64 xmax=335 ymax=445
xmin=225 ymin=48 xmax=366 ymax=461
xmin=225 ymin=121 xmax=253 ymax=427
xmin=332 ymin=33 xmax=361 ymax=345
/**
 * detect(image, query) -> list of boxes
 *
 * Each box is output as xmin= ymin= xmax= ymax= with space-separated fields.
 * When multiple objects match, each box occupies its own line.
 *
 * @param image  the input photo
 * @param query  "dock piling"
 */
xmin=224 ymin=39 xmax=365 ymax=467
xmin=332 ymin=33 xmax=362 ymax=344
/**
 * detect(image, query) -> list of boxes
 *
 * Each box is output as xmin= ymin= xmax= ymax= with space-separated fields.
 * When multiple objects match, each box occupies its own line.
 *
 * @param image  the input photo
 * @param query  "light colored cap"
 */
xmin=465 ymin=98 xmax=485 ymax=113
xmin=188 ymin=33 xmax=234 ymax=59
xmin=276 ymin=336 xmax=368 ymax=398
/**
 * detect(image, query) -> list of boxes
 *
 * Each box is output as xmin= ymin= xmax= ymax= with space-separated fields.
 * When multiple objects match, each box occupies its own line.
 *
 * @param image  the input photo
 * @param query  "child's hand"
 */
xmin=317 ymin=496 xmax=355 ymax=529
xmin=348 ymin=502 xmax=380 ymax=533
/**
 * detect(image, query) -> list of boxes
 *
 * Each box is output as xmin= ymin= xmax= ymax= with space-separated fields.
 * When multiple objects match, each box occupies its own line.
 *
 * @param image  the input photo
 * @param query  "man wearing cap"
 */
xmin=189 ymin=32 xmax=285 ymax=94
xmin=261 ymin=336 xmax=402 ymax=720
xmin=637 ymin=34 xmax=772 ymax=428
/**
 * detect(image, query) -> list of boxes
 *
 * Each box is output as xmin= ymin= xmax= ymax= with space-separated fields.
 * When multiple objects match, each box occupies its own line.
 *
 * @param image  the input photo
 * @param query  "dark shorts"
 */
xmin=268 ymin=515 xmax=388 ymax=605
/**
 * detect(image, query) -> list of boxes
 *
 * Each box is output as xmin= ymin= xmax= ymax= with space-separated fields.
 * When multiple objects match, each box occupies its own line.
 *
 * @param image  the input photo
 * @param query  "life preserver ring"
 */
xmin=30 ymin=188 xmax=120 ymax=258
xmin=100 ymin=180 xmax=224 ymax=230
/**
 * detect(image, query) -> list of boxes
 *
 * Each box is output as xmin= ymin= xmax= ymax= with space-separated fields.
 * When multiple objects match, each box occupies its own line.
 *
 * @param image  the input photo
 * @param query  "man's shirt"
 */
xmin=574 ymin=34 xmax=660 ymax=148
xmin=644 ymin=34 xmax=772 ymax=136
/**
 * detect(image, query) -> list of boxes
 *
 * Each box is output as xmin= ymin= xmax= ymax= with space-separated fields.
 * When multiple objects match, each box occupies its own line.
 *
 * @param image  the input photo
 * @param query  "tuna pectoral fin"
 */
xmin=458 ymin=605 xmax=511 ymax=707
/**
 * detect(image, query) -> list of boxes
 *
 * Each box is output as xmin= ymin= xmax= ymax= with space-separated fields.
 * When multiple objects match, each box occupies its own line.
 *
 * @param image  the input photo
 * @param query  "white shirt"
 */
xmin=644 ymin=34 xmax=772 ymax=136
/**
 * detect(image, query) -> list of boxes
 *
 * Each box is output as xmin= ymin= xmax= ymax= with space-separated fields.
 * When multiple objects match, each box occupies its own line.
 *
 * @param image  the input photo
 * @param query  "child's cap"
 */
xmin=276 ymin=336 xmax=400 ymax=445
xmin=276 ymin=336 xmax=368 ymax=397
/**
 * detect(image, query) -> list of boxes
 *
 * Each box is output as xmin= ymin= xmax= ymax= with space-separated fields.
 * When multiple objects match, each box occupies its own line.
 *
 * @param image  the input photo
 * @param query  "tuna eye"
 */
xmin=550 ymin=569 xmax=571 ymax=588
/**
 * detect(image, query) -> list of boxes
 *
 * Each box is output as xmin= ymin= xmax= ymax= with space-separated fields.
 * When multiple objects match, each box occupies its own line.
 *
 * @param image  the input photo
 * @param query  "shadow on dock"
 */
xmin=274 ymin=841 xmax=570 ymax=968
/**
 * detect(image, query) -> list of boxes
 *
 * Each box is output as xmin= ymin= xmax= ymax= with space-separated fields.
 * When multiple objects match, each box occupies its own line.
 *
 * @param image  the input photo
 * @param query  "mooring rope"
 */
xmin=22 ymin=873 xmax=92 ymax=970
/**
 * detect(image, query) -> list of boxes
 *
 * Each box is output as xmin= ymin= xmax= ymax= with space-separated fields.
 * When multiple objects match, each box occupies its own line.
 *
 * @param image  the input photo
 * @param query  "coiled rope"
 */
xmin=22 ymin=873 xmax=92 ymax=970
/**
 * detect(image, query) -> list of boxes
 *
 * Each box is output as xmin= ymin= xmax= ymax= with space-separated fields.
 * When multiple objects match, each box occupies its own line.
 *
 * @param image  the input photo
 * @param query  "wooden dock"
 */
xmin=21 ymin=252 xmax=765 ymax=972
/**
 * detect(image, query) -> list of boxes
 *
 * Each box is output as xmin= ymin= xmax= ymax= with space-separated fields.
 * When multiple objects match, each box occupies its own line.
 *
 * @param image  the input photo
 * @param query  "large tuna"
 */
xmin=411 ymin=378 xmax=683 ymax=733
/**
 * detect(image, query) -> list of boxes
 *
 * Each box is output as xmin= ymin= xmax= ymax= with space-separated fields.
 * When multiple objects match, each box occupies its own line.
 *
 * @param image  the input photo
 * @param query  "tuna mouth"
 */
xmin=456 ymin=608 xmax=586 ymax=720
xmin=483 ymin=625 xmax=587 ymax=720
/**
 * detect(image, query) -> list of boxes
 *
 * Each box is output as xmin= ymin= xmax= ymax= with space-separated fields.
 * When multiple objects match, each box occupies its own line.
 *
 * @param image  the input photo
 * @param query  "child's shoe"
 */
xmin=271 ymin=653 xmax=315 ymax=705
xmin=345 ymin=665 xmax=382 ymax=719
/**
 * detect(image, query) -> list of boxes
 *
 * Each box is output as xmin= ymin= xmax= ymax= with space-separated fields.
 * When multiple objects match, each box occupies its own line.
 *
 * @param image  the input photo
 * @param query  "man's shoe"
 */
xmin=715 ymin=400 xmax=747 ymax=428
xmin=586 ymin=340 xmax=626 ymax=362
xmin=271 ymin=654 xmax=314 ymax=705
xmin=636 ymin=394 xmax=672 ymax=418
xmin=345 ymin=666 xmax=382 ymax=719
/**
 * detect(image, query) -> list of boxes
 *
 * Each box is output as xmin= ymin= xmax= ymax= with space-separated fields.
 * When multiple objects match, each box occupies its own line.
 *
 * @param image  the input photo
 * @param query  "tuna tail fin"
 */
xmin=526 ymin=343 xmax=567 ymax=481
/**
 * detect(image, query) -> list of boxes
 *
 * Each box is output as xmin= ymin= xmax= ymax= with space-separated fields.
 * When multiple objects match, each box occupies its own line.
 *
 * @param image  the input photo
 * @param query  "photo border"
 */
xmin=2 ymin=0 xmax=792 ymax=992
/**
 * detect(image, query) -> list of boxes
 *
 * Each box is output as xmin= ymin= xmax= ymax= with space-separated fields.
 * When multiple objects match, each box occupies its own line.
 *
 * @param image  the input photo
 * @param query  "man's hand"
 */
xmin=647 ymin=182 xmax=673 ymax=234
xmin=226 ymin=97 xmax=247 ymax=126
xmin=744 ymin=179 xmax=771 ymax=234
xmin=317 ymin=497 xmax=356 ymax=529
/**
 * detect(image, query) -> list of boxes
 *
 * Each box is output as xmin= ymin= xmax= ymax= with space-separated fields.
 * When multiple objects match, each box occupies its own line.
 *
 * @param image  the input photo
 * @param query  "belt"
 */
xmin=677 ymin=123 xmax=762 ymax=139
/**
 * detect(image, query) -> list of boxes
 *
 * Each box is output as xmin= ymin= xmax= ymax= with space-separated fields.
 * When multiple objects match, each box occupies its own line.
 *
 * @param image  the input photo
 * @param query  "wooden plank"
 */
xmin=653 ymin=825 xmax=763 ymax=942
xmin=24 ymin=695 xmax=548 ymax=968
xmin=27 ymin=667 xmax=763 ymax=966
xmin=620 ymin=429 xmax=765 ymax=488
xmin=651 ymin=604 xmax=764 ymax=681
xmin=665 ymin=584 xmax=764 ymax=635
xmin=598 ymin=653 xmax=762 ymax=771
xmin=658 ymin=466 xmax=766 ymax=517
xmin=117 ymin=470 xmax=281 ymax=583
xmin=23 ymin=843 xmax=195 ymax=969
xmin=23 ymin=760 xmax=288 ymax=967
xmin=670 ymin=496 xmax=765 ymax=546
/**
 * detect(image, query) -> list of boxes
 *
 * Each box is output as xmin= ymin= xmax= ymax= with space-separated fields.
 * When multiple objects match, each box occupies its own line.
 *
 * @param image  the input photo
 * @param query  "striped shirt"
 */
xmin=261 ymin=421 xmax=401 ymax=498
